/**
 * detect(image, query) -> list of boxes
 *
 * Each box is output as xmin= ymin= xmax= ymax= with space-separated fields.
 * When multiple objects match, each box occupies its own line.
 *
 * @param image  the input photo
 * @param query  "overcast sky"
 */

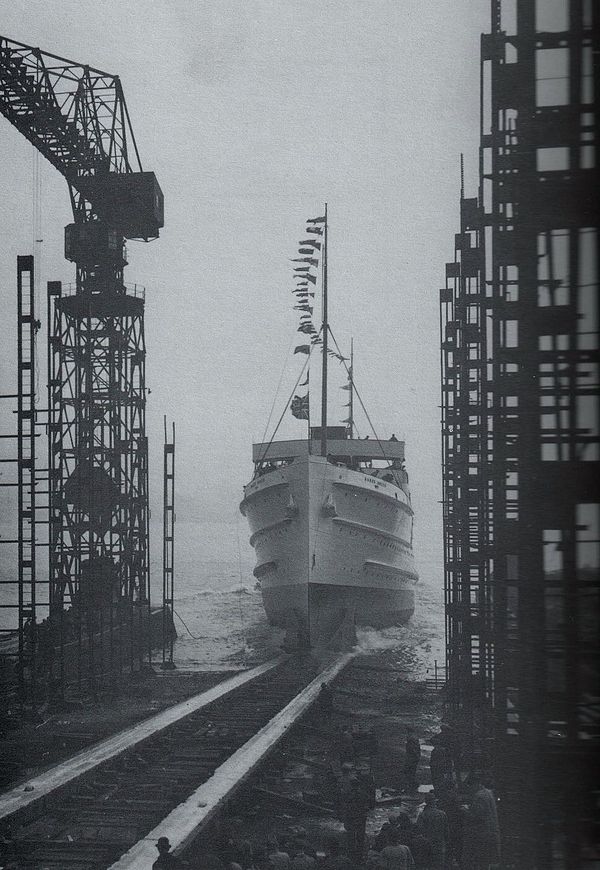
xmin=0 ymin=1 xmax=489 ymax=583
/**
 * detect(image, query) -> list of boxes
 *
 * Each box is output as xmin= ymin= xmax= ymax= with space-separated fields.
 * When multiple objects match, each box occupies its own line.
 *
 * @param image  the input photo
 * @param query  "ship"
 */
xmin=240 ymin=206 xmax=418 ymax=646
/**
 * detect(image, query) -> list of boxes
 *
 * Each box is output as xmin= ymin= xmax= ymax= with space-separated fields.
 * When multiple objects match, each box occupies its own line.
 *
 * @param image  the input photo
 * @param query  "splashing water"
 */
xmin=168 ymin=548 xmax=445 ymax=678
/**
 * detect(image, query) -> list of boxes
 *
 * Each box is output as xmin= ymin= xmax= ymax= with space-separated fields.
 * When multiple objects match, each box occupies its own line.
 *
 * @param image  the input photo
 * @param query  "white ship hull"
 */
xmin=241 ymin=453 xmax=417 ymax=641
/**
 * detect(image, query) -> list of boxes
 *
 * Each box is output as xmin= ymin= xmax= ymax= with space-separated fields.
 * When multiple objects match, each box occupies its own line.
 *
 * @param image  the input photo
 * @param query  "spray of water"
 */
xmin=354 ymin=626 xmax=406 ymax=654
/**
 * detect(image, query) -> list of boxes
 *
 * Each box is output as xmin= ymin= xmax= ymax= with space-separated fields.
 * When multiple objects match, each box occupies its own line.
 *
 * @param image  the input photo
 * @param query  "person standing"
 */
xmin=416 ymin=792 xmax=449 ymax=870
xmin=379 ymin=828 xmax=415 ymax=869
xmin=403 ymin=727 xmax=421 ymax=792
xmin=321 ymin=839 xmax=355 ymax=870
xmin=439 ymin=722 xmax=461 ymax=783
xmin=336 ymin=762 xmax=355 ymax=817
xmin=437 ymin=783 xmax=464 ymax=868
xmin=153 ymin=837 xmax=184 ymax=869
xmin=343 ymin=775 xmax=371 ymax=862
xmin=391 ymin=805 xmax=413 ymax=847
xmin=317 ymin=682 xmax=334 ymax=721
xmin=462 ymin=773 xmax=501 ymax=870
xmin=429 ymin=739 xmax=453 ymax=795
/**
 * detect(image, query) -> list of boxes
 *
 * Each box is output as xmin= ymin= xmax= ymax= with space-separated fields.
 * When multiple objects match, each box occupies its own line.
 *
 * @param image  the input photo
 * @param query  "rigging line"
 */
xmin=259 ymin=331 xmax=295 ymax=447
xmin=235 ymin=511 xmax=248 ymax=655
xmin=328 ymin=325 xmax=390 ymax=465
xmin=258 ymin=327 xmax=322 ymax=466
xmin=172 ymin=607 xmax=202 ymax=640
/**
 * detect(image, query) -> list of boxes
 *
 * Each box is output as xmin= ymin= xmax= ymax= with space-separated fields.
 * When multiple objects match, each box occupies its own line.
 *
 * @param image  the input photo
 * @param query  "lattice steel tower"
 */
xmin=0 ymin=37 xmax=163 ymax=688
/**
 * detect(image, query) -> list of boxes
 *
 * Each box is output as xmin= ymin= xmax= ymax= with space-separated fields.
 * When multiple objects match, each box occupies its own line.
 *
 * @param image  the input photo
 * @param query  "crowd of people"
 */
xmin=152 ymin=774 xmax=500 ymax=870
xmin=152 ymin=685 xmax=501 ymax=870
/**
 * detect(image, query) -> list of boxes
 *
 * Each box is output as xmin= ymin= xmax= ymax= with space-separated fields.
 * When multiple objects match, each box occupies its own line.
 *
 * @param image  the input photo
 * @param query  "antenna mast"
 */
xmin=348 ymin=338 xmax=354 ymax=439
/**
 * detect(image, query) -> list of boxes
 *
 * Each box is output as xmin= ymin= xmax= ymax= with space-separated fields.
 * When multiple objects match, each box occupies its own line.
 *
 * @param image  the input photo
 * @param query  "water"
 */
xmin=0 ymin=517 xmax=446 ymax=676
xmin=165 ymin=558 xmax=284 ymax=670
xmin=165 ymin=521 xmax=445 ymax=676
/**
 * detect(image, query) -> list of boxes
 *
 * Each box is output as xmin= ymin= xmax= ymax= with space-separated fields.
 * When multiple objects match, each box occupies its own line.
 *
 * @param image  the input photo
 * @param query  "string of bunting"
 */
xmin=289 ymin=214 xmax=348 ymax=421
xmin=290 ymin=214 xmax=324 ymax=418
xmin=340 ymin=362 xmax=353 ymax=426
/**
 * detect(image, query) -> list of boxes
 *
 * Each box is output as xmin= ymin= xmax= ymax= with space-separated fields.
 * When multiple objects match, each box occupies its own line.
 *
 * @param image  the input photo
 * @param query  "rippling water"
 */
xmin=167 ymin=523 xmax=445 ymax=677
xmin=0 ymin=517 xmax=445 ymax=678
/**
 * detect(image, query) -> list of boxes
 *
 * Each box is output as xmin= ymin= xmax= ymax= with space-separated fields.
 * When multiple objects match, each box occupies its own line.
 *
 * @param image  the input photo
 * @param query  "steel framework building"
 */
xmin=441 ymin=1 xmax=599 ymax=867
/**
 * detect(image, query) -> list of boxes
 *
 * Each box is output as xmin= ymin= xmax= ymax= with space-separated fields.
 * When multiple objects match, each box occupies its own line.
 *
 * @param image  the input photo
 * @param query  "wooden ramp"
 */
xmin=109 ymin=653 xmax=353 ymax=870
xmin=0 ymin=654 xmax=353 ymax=869
xmin=0 ymin=658 xmax=282 ymax=826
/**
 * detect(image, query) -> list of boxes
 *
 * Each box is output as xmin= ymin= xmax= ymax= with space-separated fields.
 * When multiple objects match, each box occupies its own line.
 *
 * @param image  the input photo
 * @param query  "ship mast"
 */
xmin=320 ymin=203 xmax=328 ymax=457
xmin=348 ymin=338 xmax=354 ymax=439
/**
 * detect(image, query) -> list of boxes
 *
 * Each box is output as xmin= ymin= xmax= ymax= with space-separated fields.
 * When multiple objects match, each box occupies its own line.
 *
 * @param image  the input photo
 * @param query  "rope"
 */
xmin=172 ymin=607 xmax=202 ymax=640
xmin=259 ymin=332 xmax=295 ymax=446
xmin=258 ymin=328 xmax=321 ymax=466
xmin=327 ymin=326 xmax=391 ymax=464
xmin=235 ymin=512 xmax=248 ymax=657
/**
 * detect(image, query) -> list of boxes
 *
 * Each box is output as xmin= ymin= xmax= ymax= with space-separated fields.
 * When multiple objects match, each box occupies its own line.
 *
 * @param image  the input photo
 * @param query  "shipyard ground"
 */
xmin=182 ymin=646 xmax=444 ymax=865
xmin=0 ymin=646 xmax=445 ymax=868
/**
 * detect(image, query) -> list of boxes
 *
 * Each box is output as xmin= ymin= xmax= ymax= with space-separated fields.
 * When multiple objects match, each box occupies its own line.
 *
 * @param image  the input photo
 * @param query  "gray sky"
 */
xmin=0 ymin=1 xmax=489 ymax=580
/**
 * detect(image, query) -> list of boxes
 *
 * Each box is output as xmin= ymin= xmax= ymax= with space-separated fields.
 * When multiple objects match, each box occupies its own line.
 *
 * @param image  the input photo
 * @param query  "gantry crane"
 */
xmin=0 ymin=36 xmax=164 ymax=692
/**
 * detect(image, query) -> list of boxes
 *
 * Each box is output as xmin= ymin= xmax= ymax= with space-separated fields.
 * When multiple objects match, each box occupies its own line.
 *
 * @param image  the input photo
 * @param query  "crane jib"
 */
xmin=0 ymin=34 xmax=163 ymax=241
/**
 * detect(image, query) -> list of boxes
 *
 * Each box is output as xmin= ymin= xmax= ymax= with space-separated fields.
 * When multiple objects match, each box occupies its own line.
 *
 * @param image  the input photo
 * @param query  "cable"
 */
xmin=259 ymin=333 xmax=295 ymax=446
xmin=235 ymin=511 xmax=248 ymax=656
xmin=327 ymin=326 xmax=391 ymax=464
xmin=258 ymin=329 xmax=321 ymax=466
xmin=172 ymin=607 xmax=202 ymax=640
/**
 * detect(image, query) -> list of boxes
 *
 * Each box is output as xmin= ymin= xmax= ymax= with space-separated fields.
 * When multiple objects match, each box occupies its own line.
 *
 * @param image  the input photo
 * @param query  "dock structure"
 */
xmin=440 ymin=2 xmax=599 ymax=868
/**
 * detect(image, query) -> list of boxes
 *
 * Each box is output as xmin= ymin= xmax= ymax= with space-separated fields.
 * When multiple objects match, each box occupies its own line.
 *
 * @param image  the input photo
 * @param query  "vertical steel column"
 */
xmin=16 ymin=255 xmax=37 ymax=702
xmin=441 ymin=188 xmax=488 ymax=761
xmin=47 ymin=280 xmax=63 ymax=691
xmin=483 ymin=2 xmax=600 ymax=865
xmin=161 ymin=418 xmax=176 ymax=669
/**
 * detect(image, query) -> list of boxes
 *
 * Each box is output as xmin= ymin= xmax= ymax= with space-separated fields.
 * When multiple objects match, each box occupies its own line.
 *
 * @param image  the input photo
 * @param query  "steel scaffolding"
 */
xmin=441 ymin=1 xmax=599 ymax=867
xmin=0 ymin=256 xmax=51 ymax=706
xmin=441 ymin=179 xmax=492 ymax=754
xmin=16 ymin=257 xmax=38 ymax=699
xmin=161 ymin=418 xmax=176 ymax=669
xmin=47 ymin=282 xmax=150 ymax=692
